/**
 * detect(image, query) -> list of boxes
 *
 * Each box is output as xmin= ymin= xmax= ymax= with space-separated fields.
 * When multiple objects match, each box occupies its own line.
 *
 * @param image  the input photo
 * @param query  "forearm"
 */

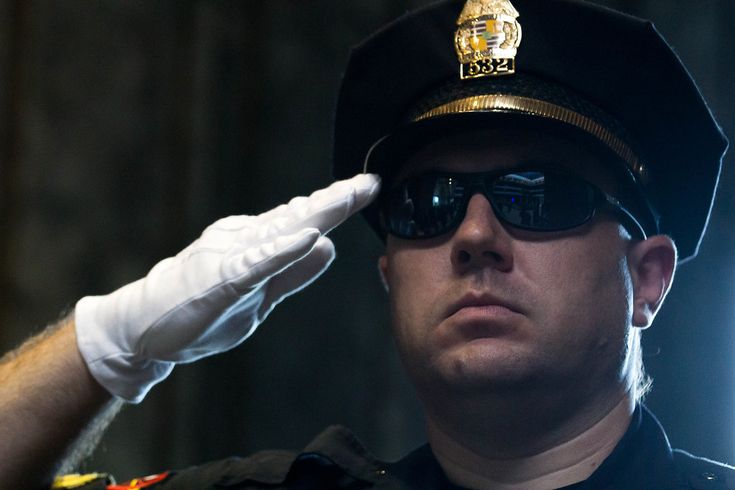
xmin=0 ymin=314 xmax=122 ymax=488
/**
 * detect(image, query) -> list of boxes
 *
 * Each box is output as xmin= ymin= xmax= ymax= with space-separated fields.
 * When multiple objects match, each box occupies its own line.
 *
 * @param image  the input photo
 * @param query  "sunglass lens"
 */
xmin=490 ymin=171 xmax=595 ymax=230
xmin=385 ymin=175 xmax=464 ymax=238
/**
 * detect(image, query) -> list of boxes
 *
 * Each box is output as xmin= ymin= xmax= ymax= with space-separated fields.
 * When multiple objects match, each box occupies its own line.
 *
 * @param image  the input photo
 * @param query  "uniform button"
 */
xmin=701 ymin=472 xmax=718 ymax=481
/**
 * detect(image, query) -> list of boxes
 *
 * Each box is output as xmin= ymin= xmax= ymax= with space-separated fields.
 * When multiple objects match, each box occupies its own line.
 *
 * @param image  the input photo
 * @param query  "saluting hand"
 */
xmin=74 ymin=173 xmax=381 ymax=402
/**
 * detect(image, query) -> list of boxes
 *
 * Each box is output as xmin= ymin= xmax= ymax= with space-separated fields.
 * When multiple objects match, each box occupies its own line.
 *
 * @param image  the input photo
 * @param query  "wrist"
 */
xmin=75 ymin=296 xmax=173 ymax=403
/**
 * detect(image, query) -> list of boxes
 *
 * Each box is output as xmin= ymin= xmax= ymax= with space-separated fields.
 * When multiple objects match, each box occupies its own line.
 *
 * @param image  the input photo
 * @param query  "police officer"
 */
xmin=0 ymin=0 xmax=731 ymax=488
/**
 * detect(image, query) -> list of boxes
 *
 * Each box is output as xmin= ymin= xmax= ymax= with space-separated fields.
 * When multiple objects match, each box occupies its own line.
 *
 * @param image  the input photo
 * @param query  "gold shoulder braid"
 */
xmin=53 ymin=471 xmax=171 ymax=489
xmin=52 ymin=473 xmax=113 ymax=489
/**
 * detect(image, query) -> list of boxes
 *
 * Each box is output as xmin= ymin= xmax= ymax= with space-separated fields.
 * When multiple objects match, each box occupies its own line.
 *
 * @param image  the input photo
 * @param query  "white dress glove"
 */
xmin=75 ymin=173 xmax=381 ymax=402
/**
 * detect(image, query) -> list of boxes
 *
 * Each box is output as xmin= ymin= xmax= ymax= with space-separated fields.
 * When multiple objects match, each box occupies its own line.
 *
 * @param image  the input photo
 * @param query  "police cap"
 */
xmin=332 ymin=0 xmax=728 ymax=262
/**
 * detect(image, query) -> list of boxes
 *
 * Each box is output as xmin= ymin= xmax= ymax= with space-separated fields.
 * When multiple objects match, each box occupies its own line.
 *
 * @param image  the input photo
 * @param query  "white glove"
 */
xmin=75 ymin=173 xmax=381 ymax=403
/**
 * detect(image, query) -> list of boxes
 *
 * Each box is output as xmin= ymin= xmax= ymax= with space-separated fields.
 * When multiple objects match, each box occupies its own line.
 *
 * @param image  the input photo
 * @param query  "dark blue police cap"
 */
xmin=332 ymin=0 xmax=728 ymax=262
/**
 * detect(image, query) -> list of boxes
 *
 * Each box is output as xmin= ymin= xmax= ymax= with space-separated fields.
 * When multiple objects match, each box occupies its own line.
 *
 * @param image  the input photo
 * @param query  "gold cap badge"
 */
xmin=454 ymin=0 xmax=522 ymax=79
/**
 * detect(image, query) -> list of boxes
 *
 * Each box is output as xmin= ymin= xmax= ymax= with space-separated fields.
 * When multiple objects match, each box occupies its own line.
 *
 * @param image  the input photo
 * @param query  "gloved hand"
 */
xmin=75 ymin=173 xmax=381 ymax=403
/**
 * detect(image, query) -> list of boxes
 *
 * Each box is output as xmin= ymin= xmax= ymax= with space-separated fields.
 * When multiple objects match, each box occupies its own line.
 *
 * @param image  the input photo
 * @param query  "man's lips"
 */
xmin=440 ymin=293 xmax=525 ymax=343
xmin=445 ymin=292 xmax=523 ymax=319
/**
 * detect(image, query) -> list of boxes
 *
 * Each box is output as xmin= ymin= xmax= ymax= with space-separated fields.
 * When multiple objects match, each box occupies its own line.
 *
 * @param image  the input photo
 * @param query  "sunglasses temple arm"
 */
xmin=604 ymin=194 xmax=648 ymax=240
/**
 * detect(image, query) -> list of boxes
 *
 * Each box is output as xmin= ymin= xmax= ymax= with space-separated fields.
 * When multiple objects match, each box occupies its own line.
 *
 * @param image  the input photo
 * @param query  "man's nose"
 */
xmin=450 ymin=193 xmax=513 ymax=273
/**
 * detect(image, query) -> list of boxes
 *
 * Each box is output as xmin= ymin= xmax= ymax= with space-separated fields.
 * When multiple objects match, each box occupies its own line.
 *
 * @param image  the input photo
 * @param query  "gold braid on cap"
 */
xmin=414 ymin=94 xmax=646 ymax=178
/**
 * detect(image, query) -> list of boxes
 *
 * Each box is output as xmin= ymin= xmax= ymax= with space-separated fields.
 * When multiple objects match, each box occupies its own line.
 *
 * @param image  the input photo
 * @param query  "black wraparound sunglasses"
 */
xmin=380 ymin=169 xmax=647 ymax=240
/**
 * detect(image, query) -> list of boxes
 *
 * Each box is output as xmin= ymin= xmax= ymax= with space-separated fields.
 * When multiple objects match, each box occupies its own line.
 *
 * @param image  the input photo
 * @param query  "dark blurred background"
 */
xmin=0 ymin=0 xmax=733 ymax=480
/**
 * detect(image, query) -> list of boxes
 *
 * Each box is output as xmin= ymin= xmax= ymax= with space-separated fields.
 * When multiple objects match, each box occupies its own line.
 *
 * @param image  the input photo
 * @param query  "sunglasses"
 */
xmin=380 ymin=169 xmax=647 ymax=239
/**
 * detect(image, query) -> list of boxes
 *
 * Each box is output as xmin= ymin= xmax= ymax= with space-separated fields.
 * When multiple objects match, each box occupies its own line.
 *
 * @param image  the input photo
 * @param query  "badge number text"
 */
xmin=461 ymin=58 xmax=515 ymax=79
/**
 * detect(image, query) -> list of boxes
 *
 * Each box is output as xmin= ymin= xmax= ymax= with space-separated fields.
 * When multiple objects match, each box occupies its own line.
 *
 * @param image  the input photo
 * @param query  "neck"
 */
xmin=427 ymin=393 xmax=634 ymax=490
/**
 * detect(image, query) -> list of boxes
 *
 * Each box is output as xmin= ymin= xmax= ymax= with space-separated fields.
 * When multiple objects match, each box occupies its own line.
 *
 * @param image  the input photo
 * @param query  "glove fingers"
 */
xmin=256 ymin=236 xmax=336 ymax=322
xmin=222 ymin=227 xmax=321 ymax=292
xmin=257 ymin=173 xmax=381 ymax=238
xmin=153 ymin=237 xmax=334 ymax=362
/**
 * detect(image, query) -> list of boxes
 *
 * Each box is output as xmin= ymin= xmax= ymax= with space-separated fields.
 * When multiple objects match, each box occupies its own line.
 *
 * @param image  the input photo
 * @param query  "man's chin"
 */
xmin=421 ymin=346 xmax=544 ymax=395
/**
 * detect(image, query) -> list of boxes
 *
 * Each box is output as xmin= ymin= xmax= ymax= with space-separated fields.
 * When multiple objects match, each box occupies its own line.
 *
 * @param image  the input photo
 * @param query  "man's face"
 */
xmin=379 ymin=127 xmax=637 ymax=405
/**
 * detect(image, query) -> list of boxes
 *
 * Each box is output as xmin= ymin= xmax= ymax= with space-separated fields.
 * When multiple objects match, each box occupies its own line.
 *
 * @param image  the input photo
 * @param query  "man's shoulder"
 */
xmin=170 ymin=424 xmax=389 ymax=487
xmin=52 ymin=425 xmax=390 ymax=489
xmin=672 ymin=448 xmax=735 ymax=490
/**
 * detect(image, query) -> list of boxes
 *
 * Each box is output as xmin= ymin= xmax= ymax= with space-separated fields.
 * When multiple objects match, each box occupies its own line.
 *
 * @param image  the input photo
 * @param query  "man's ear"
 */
xmin=628 ymin=235 xmax=677 ymax=328
xmin=378 ymin=255 xmax=390 ymax=293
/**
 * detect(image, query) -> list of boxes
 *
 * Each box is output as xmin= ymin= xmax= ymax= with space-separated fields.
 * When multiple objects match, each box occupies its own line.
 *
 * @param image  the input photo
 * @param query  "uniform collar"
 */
xmin=560 ymin=404 xmax=680 ymax=490
xmin=388 ymin=404 xmax=681 ymax=490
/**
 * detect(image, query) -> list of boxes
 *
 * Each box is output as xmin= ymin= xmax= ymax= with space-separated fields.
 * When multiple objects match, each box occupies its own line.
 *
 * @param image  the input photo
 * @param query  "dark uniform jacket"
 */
xmin=58 ymin=406 xmax=735 ymax=489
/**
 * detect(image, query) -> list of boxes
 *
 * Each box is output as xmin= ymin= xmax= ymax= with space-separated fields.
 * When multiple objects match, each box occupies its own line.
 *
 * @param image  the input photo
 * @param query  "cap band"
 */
xmin=414 ymin=94 xmax=645 ymax=178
